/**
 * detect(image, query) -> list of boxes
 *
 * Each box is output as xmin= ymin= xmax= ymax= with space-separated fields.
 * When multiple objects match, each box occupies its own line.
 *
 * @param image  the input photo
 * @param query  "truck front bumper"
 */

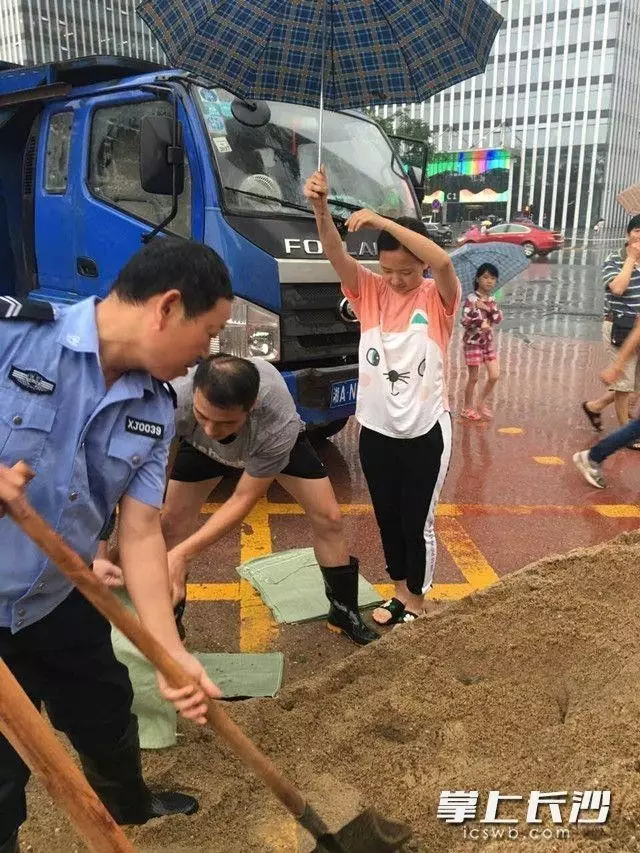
xmin=281 ymin=363 xmax=359 ymax=426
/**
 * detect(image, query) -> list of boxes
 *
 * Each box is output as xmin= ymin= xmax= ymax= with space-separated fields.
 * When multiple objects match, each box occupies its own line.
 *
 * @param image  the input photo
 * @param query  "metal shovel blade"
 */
xmin=311 ymin=807 xmax=412 ymax=853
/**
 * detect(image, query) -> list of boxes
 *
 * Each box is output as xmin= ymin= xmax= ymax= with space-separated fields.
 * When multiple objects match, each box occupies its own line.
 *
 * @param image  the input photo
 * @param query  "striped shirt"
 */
xmin=603 ymin=250 xmax=640 ymax=318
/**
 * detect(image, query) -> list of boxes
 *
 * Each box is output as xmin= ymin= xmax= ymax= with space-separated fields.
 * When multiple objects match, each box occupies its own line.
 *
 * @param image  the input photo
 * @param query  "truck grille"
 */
xmin=280 ymin=283 xmax=359 ymax=365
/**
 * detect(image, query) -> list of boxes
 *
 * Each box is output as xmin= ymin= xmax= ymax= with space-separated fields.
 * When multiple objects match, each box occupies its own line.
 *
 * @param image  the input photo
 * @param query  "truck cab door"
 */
xmin=33 ymin=108 xmax=78 ymax=301
xmin=73 ymin=93 xmax=198 ymax=297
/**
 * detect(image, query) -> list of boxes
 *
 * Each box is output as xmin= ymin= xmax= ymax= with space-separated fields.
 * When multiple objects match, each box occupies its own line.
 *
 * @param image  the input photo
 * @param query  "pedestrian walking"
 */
xmin=304 ymin=167 xmax=460 ymax=626
xmin=461 ymin=263 xmax=503 ymax=421
xmin=0 ymin=239 xmax=232 ymax=852
xmin=582 ymin=215 xmax=640 ymax=437
xmin=574 ymin=316 xmax=640 ymax=488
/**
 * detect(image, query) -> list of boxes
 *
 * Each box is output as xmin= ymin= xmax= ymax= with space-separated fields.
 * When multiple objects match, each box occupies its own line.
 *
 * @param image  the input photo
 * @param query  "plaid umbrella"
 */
xmin=137 ymin=0 xmax=502 ymax=112
xmin=450 ymin=243 xmax=530 ymax=297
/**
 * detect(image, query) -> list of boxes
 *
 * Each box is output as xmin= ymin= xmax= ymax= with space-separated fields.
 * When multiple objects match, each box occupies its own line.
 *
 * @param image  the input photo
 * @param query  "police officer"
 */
xmin=0 ymin=239 xmax=233 ymax=852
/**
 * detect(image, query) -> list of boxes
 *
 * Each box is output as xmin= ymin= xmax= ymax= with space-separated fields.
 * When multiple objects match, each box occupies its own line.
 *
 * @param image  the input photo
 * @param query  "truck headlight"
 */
xmin=211 ymin=297 xmax=280 ymax=361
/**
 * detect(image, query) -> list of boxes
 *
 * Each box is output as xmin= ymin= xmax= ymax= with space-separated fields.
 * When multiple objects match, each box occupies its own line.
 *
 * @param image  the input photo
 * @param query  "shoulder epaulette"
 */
xmin=0 ymin=296 xmax=55 ymax=322
xmin=161 ymin=381 xmax=178 ymax=409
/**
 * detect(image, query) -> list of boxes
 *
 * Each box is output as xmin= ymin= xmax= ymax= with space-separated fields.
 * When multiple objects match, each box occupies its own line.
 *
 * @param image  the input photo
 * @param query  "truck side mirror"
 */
xmin=140 ymin=115 xmax=185 ymax=196
xmin=409 ymin=165 xmax=425 ymax=204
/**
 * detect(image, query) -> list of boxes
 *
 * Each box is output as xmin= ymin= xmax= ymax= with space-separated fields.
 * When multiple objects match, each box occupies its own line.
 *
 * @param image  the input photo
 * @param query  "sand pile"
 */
xmin=22 ymin=531 xmax=640 ymax=852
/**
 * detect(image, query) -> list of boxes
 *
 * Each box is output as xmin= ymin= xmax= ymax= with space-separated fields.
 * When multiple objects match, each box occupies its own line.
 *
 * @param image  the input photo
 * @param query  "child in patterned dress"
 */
xmin=461 ymin=263 xmax=503 ymax=421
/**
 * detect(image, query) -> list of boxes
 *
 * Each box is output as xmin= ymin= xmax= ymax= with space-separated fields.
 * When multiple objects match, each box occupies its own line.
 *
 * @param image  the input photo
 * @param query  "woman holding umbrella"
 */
xmin=304 ymin=168 xmax=460 ymax=625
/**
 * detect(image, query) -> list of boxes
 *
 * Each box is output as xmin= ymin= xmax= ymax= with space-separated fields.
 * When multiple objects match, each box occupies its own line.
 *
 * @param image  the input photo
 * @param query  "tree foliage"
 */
xmin=366 ymin=107 xmax=433 ymax=170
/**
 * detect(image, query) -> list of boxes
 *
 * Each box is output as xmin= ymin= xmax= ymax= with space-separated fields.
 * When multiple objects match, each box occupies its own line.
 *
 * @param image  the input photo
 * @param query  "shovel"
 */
xmin=0 ymin=657 xmax=136 ymax=853
xmin=4 ymin=462 xmax=412 ymax=853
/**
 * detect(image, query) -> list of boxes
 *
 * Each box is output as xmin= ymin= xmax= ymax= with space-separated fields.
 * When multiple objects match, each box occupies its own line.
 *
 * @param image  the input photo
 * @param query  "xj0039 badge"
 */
xmin=9 ymin=366 xmax=56 ymax=395
xmin=125 ymin=417 xmax=164 ymax=439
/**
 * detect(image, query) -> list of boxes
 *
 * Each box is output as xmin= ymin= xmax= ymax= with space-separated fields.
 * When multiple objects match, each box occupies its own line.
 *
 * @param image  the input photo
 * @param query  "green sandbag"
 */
xmin=110 ymin=593 xmax=284 ymax=749
xmin=237 ymin=547 xmax=382 ymax=624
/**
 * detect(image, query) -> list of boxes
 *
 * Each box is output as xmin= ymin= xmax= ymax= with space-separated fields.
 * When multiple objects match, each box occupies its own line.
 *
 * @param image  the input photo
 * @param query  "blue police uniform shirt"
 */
xmin=0 ymin=297 xmax=175 ymax=633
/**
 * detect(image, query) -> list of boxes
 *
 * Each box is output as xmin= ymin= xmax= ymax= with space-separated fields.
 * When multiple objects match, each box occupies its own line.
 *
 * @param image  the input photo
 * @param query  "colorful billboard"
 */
xmin=424 ymin=148 xmax=511 ymax=205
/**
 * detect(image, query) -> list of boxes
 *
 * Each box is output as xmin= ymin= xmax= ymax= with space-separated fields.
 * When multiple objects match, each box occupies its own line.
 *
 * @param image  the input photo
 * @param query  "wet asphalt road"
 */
xmin=497 ymin=239 xmax=617 ymax=343
xmin=179 ymin=233 xmax=640 ymax=680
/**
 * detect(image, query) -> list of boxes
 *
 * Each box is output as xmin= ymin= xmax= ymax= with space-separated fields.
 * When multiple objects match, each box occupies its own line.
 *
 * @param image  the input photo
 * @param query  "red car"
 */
xmin=457 ymin=222 xmax=564 ymax=258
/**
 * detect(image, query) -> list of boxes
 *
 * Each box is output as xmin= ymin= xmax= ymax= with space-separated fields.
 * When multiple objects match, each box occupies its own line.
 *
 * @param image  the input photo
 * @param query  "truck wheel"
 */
xmin=308 ymin=417 xmax=350 ymax=443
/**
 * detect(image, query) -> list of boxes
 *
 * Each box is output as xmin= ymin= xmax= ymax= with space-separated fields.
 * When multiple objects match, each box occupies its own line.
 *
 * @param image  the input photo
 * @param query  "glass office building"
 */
xmin=379 ymin=0 xmax=640 ymax=232
xmin=1 ymin=0 xmax=639 ymax=232
xmin=0 ymin=0 xmax=164 ymax=67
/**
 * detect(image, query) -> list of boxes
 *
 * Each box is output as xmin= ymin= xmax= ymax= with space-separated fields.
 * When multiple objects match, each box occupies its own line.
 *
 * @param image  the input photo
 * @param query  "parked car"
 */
xmin=457 ymin=221 xmax=563 ymax=258
xmin=421 ymin=218 xmax=453 ymax=247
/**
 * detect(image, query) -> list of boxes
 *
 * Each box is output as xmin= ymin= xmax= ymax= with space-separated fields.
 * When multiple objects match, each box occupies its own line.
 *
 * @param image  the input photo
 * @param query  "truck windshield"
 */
xmin=193 ymin=86 xmax=416 ymax=219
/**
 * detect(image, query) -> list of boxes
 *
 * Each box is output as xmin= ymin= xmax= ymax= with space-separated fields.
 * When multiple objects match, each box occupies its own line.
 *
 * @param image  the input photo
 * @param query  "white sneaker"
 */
xmin=572 ymin=450 xmax=606 ymax=489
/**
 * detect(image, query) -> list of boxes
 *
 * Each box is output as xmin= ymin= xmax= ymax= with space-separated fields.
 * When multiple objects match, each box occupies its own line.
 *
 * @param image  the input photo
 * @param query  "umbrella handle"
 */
xmin=317 ymin=0 xmax=327 ymax=171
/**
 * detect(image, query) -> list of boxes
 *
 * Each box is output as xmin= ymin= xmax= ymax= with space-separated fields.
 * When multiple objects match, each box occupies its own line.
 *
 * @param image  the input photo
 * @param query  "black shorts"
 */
xmin=170 ymin=432 xmax=327 ymax=483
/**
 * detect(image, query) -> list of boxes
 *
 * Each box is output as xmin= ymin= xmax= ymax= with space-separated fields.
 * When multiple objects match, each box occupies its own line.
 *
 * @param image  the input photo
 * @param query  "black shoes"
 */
xmin=0 ymin=833 xmax=17 ymax=853
xmin=132 ymin=791 xmax=199 ymax=824
xmin=79 ymin=717 xmax=198 ymax=825
xmin=320 ymin=558 xmax=380 ymax=646
xmin=327 ymin=600 xmax=380 ymax=646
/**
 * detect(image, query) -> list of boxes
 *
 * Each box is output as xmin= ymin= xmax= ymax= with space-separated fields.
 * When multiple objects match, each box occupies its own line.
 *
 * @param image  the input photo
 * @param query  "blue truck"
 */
xmin=0 ymin=55 xmax=424 ymax=438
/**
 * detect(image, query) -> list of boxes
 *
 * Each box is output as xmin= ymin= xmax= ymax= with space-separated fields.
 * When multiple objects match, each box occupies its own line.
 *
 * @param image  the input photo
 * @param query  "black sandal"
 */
xmin=372 ymin=597 xmax=406 ymax=625
xmin=581 ymin=402 xmax=603 ymax=432
xmin=395 ymin=610 xmax=421 ymax=624
xmin=173 ymin=598 xmax=187 ymax=641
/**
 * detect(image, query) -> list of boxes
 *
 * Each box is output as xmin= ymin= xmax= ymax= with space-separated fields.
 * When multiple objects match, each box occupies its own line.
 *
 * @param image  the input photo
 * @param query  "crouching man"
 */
xmin=162 ymin=354 xmax=378 ymax=646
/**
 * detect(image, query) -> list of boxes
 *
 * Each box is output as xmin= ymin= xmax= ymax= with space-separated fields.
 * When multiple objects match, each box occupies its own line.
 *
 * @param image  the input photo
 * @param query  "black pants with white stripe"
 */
xmin=359 ymin=413 xmax=452 ymax=596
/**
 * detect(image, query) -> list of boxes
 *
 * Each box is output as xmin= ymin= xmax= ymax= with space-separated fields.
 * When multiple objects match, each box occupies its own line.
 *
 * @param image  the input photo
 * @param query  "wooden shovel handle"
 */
xmin=0 ymin=658 xmax=136 ymax=853
xmin=4 ymin=463 xmax=307 ymax=820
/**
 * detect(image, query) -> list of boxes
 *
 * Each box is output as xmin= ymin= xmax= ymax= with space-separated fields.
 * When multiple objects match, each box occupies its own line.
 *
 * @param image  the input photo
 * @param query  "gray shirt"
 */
xmin=172 ymin=358 xmax=304 ymax=478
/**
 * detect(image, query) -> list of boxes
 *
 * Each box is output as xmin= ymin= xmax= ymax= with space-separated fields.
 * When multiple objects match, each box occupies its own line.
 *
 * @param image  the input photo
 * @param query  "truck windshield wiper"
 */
xmin=222 ymin=186 xmax=314 ymax=217
xmin=222 ymin=186 xmax=351 ymax=229
xmin=326 ymin=197 xmax=365 ymax=214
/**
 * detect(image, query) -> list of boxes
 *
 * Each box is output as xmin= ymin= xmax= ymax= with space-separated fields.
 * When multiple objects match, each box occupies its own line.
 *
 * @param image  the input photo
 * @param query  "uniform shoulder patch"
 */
xmin=0 ymin=296 xmax=55 ymax=322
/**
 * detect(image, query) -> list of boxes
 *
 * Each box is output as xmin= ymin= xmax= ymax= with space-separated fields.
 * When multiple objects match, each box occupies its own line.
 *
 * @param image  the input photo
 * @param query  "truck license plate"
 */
xmin=330 ymin=378 xmax=358 ymax=408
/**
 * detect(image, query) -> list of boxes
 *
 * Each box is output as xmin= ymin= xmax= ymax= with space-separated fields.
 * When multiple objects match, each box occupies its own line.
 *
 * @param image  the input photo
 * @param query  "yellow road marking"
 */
xmin=238 ymin=499 xmax=278 ymax=653
xmin=435 ymin=503 xmax=464 ymax=517
xmin=373 ymin=582 xmax=395 ymax=600
xmin=187 ymin=582 xmax=239 ymax=601
xmin=373 ymin=581 xmax=475 ymax=602
xmin=498 ymin=427 xmax=524 ymax=434
xmin=192 ymin=500 xmax=635 ymax=648
xmin=187 ymin=580 xmax=478 ymax=604
xmin=533 ymin=456 xmax=565 ymax=465
xmin=428 ymin=582 xmax=477 ymax=600
xmin=594 ymin=504 xmax=640 ymax=518
xmin=437 ymin=517 xmax=500 ymax=590
xmin=203 ymin=501 xmax=373 ymax=516
xmin=202 ymin=501 xmax=640 ymax=517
